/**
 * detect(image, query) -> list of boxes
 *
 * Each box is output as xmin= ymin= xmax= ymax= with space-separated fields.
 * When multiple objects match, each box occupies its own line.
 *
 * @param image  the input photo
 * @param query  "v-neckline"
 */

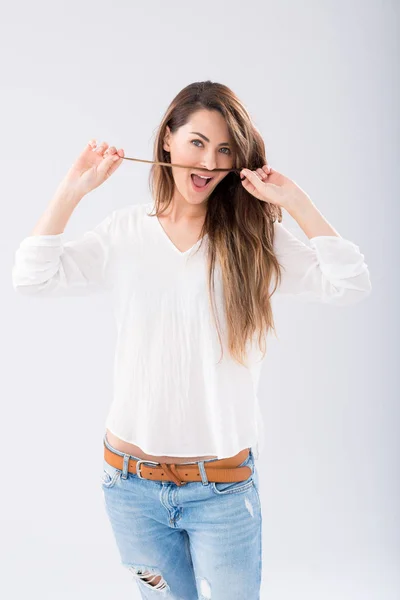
xmin=148 ymin=203 xmax=208 ymax=256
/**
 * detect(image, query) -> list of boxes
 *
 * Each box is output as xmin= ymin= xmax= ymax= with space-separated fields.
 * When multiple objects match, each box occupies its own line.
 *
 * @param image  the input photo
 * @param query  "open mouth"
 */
xmin=190 ymin=173 xmax=214 ymax=192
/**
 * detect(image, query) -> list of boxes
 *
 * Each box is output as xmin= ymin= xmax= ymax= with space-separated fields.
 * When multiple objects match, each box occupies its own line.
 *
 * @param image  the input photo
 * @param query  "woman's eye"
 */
xmin=191 ymin=139 xmax=231 ymax=154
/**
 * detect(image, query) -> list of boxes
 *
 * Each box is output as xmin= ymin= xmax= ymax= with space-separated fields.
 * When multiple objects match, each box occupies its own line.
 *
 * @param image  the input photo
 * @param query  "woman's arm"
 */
xmin=271 ymin=220 xmax=372 ymax=305
xmin=240 ymin=164 xmax=372 ymax=305
xmin=30 ymin=179 xmax=83 ymax=236
xmin=12 ymin=140 xmax=123 ymax=297
xmin=284 ymin=196 xmax=341 ymax=239
xmin=12 ymin=215 xmax=114 ymax=297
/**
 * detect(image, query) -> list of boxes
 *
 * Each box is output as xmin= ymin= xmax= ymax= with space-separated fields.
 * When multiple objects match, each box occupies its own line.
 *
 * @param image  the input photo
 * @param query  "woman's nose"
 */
xmin=199 ymin=159 xmax=217 ymax=172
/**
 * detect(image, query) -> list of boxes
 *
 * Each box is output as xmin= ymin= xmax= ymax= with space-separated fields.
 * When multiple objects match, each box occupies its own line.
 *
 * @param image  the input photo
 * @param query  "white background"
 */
xmin=1 ymin=1 xmax=398 ymax=598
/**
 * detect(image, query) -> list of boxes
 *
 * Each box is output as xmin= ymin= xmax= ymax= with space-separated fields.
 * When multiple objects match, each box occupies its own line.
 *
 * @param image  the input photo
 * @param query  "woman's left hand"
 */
xmin=240 ymin=164 xmax=311 ymax=210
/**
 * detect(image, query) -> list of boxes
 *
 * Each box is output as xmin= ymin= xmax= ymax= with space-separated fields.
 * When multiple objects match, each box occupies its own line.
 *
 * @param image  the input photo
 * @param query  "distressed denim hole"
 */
xmin=128 ymin=566 xmax=169 ymax=592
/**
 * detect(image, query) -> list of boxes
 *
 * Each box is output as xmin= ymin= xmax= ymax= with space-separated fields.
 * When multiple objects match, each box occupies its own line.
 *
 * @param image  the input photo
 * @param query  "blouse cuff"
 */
xmin=309 ymin=235 xmax=367 ymax=279
xmin=19 ymin=234 xmax=64 ymax=247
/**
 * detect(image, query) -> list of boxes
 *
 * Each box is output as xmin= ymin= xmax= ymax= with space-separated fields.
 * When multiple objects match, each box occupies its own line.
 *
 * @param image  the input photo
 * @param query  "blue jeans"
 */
xmin=101 ymin=433 xmax=262 ymax=599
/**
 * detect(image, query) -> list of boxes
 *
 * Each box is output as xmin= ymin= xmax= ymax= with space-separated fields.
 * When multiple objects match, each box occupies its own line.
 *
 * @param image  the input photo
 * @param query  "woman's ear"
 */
xmin=163 ymin=126 xmax=171 ymax=153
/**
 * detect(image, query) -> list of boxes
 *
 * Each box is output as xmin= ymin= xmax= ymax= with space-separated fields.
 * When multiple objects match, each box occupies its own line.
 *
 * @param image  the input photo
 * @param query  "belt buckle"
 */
xmin=136 ymin=459 xmax=160 ymax=479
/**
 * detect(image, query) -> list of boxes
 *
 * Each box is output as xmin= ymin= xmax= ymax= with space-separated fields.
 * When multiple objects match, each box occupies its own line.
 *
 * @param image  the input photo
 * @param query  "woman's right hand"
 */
xmin=61 ymin=140 xmax=125 ymax=198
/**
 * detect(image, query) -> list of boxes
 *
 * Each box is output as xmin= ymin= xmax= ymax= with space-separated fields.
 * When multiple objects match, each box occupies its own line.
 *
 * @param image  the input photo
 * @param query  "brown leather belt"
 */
xmin=104 ymin=443 xmax=252 ymax=487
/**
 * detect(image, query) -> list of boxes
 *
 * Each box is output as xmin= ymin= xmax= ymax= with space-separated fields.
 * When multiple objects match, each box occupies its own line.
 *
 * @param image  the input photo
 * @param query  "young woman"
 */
xmin=12 ymin=81 xmax=371 ymax=599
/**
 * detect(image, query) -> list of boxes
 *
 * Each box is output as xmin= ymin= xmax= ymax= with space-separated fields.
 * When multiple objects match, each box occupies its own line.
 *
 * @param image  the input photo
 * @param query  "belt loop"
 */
xmin=121 ymin=453 xmax=130 ymax=479
xmin=198 ymin=460 xmax=209 ymax=485
xmin=248 ymin=448 xmax=255 ymax=474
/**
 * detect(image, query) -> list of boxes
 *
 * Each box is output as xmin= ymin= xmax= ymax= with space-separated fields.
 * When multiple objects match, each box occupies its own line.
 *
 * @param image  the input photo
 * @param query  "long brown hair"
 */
xmin=148 ymin=80 xmax=283 ymax=367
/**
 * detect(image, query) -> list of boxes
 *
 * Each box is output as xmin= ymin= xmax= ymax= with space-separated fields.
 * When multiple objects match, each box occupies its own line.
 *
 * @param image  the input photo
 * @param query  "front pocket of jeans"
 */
xmin=101 ymin=459 xmax=121 ymax=489
xmin=210 ymin=453 xmax=254 ymax=495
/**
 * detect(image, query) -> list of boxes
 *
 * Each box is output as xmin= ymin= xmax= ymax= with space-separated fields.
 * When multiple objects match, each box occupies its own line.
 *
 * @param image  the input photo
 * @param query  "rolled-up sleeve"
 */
xmin=11 ymin=211 xmax=114 ymax=297
xmin=271 ymin=221 xmax=372 ymax=305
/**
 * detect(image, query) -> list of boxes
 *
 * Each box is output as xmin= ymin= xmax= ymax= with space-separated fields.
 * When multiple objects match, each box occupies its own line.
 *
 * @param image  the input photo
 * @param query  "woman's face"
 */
xmin=163 ymin=108 xmax=234 ymax=206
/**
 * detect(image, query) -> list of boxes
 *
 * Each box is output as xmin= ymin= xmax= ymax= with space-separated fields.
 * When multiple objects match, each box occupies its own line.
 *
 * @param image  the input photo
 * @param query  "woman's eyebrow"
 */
xmin=189 ymin=131 xmax=231 ymax=146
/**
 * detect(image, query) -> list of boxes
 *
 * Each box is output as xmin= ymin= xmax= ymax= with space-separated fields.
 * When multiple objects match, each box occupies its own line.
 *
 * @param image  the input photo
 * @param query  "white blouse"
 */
xmin=11 ymin=201 xmax=372 ymax=459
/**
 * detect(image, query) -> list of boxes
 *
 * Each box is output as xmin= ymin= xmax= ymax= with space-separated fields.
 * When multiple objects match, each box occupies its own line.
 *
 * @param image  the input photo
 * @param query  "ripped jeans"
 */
xmin=101 ymin=433 xmax=262 ymax=599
